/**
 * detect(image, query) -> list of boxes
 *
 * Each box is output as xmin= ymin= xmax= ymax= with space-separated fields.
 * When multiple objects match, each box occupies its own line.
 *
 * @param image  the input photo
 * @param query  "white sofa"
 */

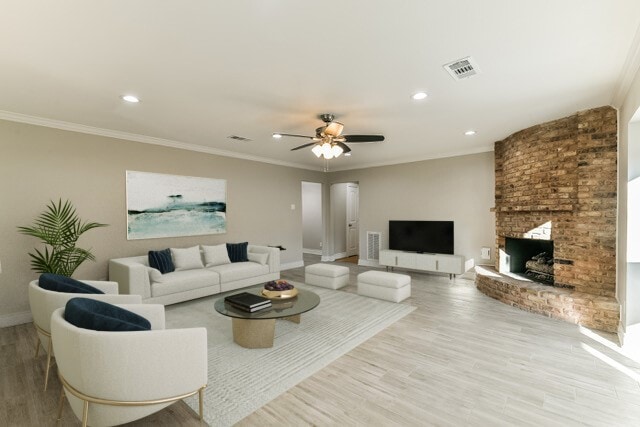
xmin=109 ymin=245 xmax=280 ymax=305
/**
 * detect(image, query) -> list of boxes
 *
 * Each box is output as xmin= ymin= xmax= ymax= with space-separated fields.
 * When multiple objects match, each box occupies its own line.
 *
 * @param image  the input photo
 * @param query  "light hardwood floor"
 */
xmin=2 ymin=256 xmax=640 ymax=426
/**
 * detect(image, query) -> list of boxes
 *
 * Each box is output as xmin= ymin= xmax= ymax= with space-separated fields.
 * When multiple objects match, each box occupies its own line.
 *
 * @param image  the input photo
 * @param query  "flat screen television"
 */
xmin=389 ymin=220 xmax=454 ymax=254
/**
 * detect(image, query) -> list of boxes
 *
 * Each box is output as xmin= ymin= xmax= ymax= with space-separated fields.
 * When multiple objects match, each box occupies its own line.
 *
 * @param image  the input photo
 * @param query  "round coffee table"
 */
xmin=214 ymin=287 xmax=320 ymax=348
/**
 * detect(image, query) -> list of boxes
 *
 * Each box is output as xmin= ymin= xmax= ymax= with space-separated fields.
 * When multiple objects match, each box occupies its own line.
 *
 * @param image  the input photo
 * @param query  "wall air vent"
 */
xmin=366 ymin=231 xmax=382 ymax=261
xmin=443 ymin=56 xmax=481 ymax=80
xmin=227 ymin=135 xmax=252 ymax=142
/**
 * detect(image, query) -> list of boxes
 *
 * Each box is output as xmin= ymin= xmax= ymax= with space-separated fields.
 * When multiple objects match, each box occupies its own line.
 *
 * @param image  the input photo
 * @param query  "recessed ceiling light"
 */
xmin=272 ymin=133 xmax=282 ymax=139
xmin=344 ymin=152 xmax=352 ymax=157
xmin=411 ymin=92 xmax=428 ymax=100
xmin=121 ymin=95 xmax=140 ymax=103
xmin=465 ymin=130 xmax=476 ymax=136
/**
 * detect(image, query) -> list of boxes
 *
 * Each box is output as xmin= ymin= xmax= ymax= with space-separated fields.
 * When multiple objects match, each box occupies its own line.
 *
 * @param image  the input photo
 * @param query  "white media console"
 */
xmin=379 ymin=249 xmax=465 ymax=279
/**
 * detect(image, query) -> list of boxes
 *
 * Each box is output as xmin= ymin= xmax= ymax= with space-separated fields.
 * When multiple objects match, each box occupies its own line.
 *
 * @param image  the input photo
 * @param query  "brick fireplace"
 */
xmin=475 ymin=106 xmax=620 ymax=332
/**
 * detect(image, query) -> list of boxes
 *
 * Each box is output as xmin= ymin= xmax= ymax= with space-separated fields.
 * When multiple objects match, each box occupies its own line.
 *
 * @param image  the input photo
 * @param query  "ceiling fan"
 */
xmin=273 ymin=113 xmax=384 ymax=159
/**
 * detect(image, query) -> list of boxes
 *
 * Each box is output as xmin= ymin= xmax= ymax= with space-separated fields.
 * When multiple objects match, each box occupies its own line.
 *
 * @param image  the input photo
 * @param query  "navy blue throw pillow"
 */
xmin=148 ymin=249 xmax=175 ymax=274
xmin=39 ymin=273 xmax=104 ymax=294
xmin=227 ymin=242 xmax=249 ymax=263
xmin=64 ymin=298 xmax=151 ymax=332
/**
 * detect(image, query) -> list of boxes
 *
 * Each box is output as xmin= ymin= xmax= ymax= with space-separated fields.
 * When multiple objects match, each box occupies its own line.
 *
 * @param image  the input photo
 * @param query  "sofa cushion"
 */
xmin=248 ymin=252 xmax=268 ymax=266
xmin=39 ymin=273 xmax=104 ymax=294
xmin=150 ymin=269 xmax=220 ymax=297
xmin=227 ymin=242 xmax=249 ymax=263
xmin=208 ymin=262 xmax=269 ymax=283
xmin=64 ymin=297 xmax=151 ymax=331
xmin=170 ymin=246 xmax=204 ymax=271
xmin=148 ymin=249 xmax=175 ymax=274
xmin=202 ymin=244 xmax=231 ymax=267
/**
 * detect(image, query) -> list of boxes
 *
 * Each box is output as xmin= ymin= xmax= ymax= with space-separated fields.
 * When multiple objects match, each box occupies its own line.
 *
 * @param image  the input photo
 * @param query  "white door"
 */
xmin=346 ymin=183 xmax=359 ymax=257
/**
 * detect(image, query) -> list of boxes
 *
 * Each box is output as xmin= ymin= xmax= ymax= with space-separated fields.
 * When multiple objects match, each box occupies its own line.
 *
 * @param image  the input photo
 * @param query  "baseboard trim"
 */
xmin=303 ymin=249 xmax=322 ymax=255
xmin=619 ymin=322 xmax=640 ymax=350
xmin=281 ymin=260 xmax=304 ymax=271
xmin=358 ymin=259 xmax=382 ymax=268
xmin=0 ymin=310 xmax=33 ymax=328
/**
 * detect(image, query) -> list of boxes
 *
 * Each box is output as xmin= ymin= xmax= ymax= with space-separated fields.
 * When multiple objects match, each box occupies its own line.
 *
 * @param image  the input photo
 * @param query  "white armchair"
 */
xmin=28 ymin=280 xmax=142 ymax=390
xmin=50 ymin=303 xmax=208 ymax=426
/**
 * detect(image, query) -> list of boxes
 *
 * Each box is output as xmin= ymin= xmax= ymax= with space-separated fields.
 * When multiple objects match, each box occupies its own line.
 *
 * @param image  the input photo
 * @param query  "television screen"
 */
xmin=389 ymin=220 xmax=454 ymax=254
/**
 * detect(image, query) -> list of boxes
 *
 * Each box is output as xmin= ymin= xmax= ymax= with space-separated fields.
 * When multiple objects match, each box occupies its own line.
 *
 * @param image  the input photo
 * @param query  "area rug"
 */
xmin=164 ymin=282 xmax=415 ymax=426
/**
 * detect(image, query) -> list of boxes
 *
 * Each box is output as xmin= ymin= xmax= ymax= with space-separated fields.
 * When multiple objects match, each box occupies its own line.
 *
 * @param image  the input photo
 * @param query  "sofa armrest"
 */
xmin=248 ymin=245 xmax=280 ymax=273
xmin=80 ymin=280 xmax=119 ymax=294
xmin=109 ymin=258 xmax=151 ymax=300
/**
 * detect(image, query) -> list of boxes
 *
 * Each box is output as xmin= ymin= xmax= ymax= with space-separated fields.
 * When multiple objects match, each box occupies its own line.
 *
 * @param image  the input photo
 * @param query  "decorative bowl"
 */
xmin=261 ymin=287 xmax=298 ymax=299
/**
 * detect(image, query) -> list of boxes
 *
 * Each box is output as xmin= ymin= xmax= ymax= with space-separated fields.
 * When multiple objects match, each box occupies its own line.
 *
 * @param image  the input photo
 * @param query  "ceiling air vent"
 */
xmin=227 ymin=135 xmax=252 ymax=142
xmin=443 ymin=56 xmax=481 ymax=80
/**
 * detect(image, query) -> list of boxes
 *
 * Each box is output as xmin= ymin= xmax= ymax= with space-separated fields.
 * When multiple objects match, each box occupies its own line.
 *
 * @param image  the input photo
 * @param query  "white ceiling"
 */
xmin=1 ymin=1 xmax=640 ymax=171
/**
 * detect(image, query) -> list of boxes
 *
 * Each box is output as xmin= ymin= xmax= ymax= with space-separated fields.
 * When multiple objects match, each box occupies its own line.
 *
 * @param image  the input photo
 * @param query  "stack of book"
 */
xmin=224 ymin=292 xmax=272 ymax=312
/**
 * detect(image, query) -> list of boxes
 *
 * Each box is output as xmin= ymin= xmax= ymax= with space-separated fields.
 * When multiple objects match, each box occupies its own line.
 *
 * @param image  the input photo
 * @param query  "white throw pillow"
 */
xmin=248 ymin=252 xmax=269 ymax=266
xmin=201 ymin=244 xmax=231 ymax=267
xmin=170 ymin=246 xmax=204 ymax=271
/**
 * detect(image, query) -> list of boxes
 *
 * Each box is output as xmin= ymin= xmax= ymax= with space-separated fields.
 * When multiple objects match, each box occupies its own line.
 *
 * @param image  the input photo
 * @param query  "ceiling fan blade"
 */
xmin=342 ymin=134 xmax=385 ymax=143
xmin=276 ymin=133 xmax=316 ymax=139
xmin=336 ymin=141 xmax=351 ymax=154
xmin=324 ymin=121 xmax=344 ymax=137
xmin=290 ymin=142 xmax=317 ymax=151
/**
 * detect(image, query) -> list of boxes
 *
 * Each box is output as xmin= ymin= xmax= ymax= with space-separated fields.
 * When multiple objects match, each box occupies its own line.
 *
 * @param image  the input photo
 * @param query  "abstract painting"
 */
xmin=126 ymin=171 xmax=227 ymax=240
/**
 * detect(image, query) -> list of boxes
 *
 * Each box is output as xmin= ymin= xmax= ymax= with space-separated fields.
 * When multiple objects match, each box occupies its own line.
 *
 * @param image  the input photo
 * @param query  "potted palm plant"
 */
xmin=18 ymin=199 xmax=108 ymax=276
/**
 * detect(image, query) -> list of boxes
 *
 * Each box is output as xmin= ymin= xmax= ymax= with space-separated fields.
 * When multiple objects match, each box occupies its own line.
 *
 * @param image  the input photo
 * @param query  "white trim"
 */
xmin=620 ymin=323 xmax=640 ymax=351
xmin=612 ymin=23 xmax=640 ymax=107
xmin=321 ymin=255 xmax=334 ymax=262
xmin=303 ymin=248 xmax=322 ymax=255
xmin=328 ymin=144 xmax=495 ymax=172
xmin=0 ymin=310 xmax=33 ymax=328
xmin=0 ymin=110 xmax=323 ymax=172
xmin=280 ymin=260 xmax=304 ymax=270
xmin=358 ymin=259 xmax=382 ymax=268
xmin=333 ymin=252 xmax=348 ymax=260
xmin=0 ymin=110 xmax=494 ymax=173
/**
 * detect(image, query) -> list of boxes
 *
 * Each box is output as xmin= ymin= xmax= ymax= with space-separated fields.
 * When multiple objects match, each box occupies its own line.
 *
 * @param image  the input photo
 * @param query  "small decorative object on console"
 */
xmin=262 ymin=280 xmax=298 ymax=299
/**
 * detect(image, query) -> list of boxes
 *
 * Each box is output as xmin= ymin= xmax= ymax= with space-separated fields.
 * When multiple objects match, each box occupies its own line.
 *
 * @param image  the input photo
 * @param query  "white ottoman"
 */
xmin=305 ymin=263 xmax=350 ymax=290
xmin=357 ymin=270 xmax=411 ymax=303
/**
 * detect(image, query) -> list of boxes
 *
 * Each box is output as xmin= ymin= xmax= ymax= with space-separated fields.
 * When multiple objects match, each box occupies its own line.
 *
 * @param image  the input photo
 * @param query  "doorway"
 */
xmin=301 ymin=182 xmax=323 ymax=256
xmin=330 ymin=182 xmax=359 ymax=262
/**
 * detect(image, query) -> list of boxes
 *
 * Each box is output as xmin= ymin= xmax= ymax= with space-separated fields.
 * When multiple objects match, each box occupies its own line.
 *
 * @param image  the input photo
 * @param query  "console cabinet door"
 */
xmin=416 ymin=254 xmax=437 ymax=270
xmin=379 ymin=250 xmax=397 ymax=266
xmin=435 ymin=255 xmax=464 ymax=274
xmin=396 ymin=252 xmax=417 ymax=269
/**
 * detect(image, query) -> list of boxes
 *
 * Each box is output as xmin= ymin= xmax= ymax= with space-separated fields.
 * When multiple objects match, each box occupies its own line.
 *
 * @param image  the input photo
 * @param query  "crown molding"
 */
xmin=0 ymin=110 xmax=323 ymax=172
xmin=612 ymin=23 xmax=640 ymax=108
xmin=327 ymin=144 xmax=495 ymax=172
xmin=0 ymin=109 xmax=494 ymax=173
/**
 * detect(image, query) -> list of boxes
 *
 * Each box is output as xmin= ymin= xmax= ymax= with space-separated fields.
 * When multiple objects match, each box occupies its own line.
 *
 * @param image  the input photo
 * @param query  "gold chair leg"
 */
xmin=44 ymin=339 xmax=53 ymax=391
xmin=57 ymin=385 xmax=65 ymax=422
xmin=198 ymin=388 xmax=204 ymax=420
xmin=82 ymin=400 xmax=89 ymax=427
xmin=34 ymin=338 xmax=41 ymax=358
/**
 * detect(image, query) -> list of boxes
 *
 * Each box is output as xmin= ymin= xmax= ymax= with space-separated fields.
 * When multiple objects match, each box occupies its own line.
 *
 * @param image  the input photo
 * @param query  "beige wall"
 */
xmin=301 ymin=181 xmax=323 ymax=251
xmin=328 ymin=152 xmax=495 ymax=266
xmin=0 ymin=120 xmax=325 ymax=322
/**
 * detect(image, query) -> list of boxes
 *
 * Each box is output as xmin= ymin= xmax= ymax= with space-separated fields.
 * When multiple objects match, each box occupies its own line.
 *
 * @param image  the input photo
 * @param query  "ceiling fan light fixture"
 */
xmin=311 ymin=144 xmax=323 ymax=157
xmin=331 ymin=144 xmax=343 ymax=158
xmin=321 ymin=142 xmax=333 ymax=159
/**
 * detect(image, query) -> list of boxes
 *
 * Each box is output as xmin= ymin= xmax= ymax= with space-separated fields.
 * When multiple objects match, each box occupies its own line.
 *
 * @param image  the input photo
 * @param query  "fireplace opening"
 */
xmin=504 ymin=237 xmax=555 ymax=286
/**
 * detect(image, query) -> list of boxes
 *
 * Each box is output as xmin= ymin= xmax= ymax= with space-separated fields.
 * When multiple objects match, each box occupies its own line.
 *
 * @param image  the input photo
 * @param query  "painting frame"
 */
xmin=126 ymin=170 xmax=227 ymax=240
